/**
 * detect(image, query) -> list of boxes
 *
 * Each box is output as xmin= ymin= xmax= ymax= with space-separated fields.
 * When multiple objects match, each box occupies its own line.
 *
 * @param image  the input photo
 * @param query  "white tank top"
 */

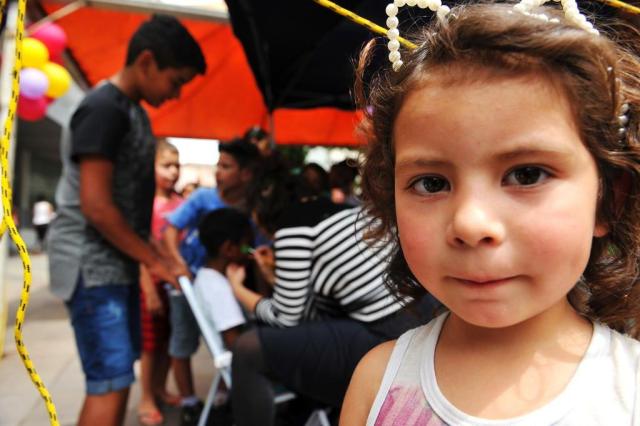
xmin=367 ymin=313 xmax=640 ymax=426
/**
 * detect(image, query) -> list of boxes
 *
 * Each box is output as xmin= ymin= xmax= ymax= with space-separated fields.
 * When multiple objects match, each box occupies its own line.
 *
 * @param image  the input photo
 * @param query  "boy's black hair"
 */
xmin=126 ymin=14 xmax=206 ymax=74
xmin=218 ymin=137 xmax=260 ymax=170
xmin=198 ymin=208 xmax=252 ymax=258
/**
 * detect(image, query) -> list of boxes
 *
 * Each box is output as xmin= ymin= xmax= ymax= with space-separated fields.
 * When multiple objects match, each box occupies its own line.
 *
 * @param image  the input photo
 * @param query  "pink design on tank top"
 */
xmin=374 ymin=385 xmax=446 ymax=425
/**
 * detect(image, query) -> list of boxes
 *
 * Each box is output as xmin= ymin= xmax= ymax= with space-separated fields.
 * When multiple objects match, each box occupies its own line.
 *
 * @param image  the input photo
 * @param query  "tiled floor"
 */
xmin=0 ymin=253 xmax=214 ymax=426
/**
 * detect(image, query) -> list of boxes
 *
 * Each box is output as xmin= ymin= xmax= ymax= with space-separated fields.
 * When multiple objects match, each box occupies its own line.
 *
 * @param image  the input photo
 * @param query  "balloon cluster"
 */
xmin=18 ymin=23 xmax=72 ymax=121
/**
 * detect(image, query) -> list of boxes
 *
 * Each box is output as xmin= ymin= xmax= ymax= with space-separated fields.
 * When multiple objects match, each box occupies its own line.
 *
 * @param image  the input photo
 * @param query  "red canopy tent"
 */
xmin=38 ymin=2 xmax=364 ymax=146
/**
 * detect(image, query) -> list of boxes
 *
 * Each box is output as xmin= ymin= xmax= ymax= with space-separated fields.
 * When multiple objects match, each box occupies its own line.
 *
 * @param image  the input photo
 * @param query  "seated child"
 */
xmin=193 ymin=207 xmax=252 ymax=348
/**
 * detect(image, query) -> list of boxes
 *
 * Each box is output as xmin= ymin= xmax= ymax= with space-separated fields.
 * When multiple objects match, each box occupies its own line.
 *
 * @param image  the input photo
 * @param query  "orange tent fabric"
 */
xmin=40 ymin=3 xmax=363 ymax=146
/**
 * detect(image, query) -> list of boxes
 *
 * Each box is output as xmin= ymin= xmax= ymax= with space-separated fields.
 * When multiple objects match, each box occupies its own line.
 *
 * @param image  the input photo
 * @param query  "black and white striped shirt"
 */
xmin=255 ymin=207 xmax=412 ymax=327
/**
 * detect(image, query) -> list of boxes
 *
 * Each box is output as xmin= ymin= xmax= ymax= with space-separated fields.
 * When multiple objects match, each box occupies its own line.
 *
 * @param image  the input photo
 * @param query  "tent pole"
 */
xmin=0 ymin=0 xmax=18 ymax=359
xmin=27 ymin=0 xmax=85 ymax=34
xmin=268 ymin=112 xmax=275 ymax=148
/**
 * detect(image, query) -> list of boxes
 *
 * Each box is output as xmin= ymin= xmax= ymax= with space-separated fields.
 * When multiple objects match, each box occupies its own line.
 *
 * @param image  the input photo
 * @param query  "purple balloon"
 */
xmin=20 ymin=68 xmax=49 ymax=99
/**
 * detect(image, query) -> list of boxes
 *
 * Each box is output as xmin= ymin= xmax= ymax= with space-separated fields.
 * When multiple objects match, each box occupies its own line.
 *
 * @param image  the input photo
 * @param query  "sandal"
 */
xmin=137 ymin=409 xmax=164 ymax=426
xmin=156 ymin=392 xmax=182 ymax=408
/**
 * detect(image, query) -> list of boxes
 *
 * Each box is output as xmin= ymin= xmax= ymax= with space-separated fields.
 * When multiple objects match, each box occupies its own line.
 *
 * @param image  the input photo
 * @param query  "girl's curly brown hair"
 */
xmin=355 ymin=3 xmax=640 ymax=337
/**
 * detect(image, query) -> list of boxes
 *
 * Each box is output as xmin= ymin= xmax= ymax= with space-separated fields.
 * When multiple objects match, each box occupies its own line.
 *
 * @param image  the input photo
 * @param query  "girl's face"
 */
xmin=393 ymin=74 xmax=606 ymax=329
xmin=155 ymin=149 xmax=180 ymax=191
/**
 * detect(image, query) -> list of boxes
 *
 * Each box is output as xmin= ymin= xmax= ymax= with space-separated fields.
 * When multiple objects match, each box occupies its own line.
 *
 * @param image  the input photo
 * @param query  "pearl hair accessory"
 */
xmin=513 ymin=0 xmax=599 ymax=35
xmin=385 ymin=0 xmax=451 ymax=71
xmin=618 ymin=102 xmax=630 ymax=144
xmin=386 ymin=0 xmax=599 ymax=71
xmin=608 ymin=66 xmax=631 ymax=145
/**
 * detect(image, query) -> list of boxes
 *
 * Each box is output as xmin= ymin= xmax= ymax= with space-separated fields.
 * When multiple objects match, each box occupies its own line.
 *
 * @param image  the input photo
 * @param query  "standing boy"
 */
xmin=47 ymin=15 xmax=206 ymax=426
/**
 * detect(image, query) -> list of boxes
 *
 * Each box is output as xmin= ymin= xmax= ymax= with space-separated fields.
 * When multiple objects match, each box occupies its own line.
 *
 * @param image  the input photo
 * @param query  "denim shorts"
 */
xmin=66 ymin=275 xmax=141 ymax=395
xmin=167 ymin=286 xmax=200 ymax=358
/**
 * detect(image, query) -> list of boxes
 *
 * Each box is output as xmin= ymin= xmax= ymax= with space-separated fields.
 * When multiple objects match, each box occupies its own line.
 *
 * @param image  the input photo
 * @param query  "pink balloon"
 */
xmin=30 ymin=23 xmax=67 ymax=57
xmin=20 ymin=68 xmax=49 ymax=99
xmin=50 ymin=51 xmax=64 ymax=66
xmin=18 ymin=96 xmax=47 ymax=121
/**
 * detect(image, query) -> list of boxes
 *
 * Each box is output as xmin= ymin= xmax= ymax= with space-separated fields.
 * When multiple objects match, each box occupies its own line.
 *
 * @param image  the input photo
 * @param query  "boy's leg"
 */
xmin=78 ymin=388 xmax=130 ymax=426
xmin=167 ymin=288 xmax=200 ymax=398
xmin=154 ymin=349 xmax=178 ymax=404
xmin=172 ymin=356 xmax=195 ymax=398
xmin=66 ymin=277 xmax=140 ymax=426
xmin=138 ymin=282 xmax=173 ymax=418
xmin=139 ymin=351 xmax=162 ymax=416
xmin=167 ymin=288 xmax=203 ymax=425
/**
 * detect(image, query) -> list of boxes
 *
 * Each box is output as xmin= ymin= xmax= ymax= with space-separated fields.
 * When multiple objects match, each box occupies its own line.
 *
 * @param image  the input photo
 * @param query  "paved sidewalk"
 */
xmin=0 ymin=253 xmax=214 ymax=426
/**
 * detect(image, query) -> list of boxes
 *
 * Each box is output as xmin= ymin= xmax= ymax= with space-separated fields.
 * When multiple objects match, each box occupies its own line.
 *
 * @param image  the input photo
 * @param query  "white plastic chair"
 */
xmin=179 ymin=276 xmax=233 ymax=426
xmin=179 ymin=276 xmax=323 ymax=426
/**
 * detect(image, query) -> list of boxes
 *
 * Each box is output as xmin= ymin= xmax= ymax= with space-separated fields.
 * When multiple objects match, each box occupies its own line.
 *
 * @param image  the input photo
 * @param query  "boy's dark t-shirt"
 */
xmin=48 ymin=82 xmax=156 ymax=300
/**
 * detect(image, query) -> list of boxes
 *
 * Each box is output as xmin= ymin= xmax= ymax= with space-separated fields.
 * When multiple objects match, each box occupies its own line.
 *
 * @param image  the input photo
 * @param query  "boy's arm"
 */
xmin=340 ymin=341 xmax=395 ymax=426
xmin=79 ymin=156 xmax=177 ymax=287
xmin=163 ymin=224 xmax=191 ymax=278
xmin=140 ymin=264 xmax=164 ymax=316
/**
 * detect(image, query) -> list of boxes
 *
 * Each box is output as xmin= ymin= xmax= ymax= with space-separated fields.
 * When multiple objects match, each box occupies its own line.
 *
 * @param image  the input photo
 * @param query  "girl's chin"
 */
xmin=450 ymin=310 xmax=526 ymax=330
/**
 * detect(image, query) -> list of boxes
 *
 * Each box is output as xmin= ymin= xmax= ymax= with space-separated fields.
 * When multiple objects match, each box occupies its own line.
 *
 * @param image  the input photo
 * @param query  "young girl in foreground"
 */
xmin=341 ymin=2 xmax=640 ymax=424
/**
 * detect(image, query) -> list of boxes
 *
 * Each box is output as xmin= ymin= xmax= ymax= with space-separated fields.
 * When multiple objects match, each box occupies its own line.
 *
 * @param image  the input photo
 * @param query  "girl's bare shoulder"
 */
xmin=340 ymin=340 xmax=396 ymax=425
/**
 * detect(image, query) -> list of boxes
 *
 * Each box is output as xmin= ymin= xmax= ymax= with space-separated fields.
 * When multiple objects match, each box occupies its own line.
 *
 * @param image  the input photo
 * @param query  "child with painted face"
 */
xmin=341 ymin=2 xmax=640 ymax=425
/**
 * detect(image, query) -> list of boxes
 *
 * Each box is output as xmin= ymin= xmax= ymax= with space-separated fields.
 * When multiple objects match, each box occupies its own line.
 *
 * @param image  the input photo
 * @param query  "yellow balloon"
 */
xmin=41 ymin=62 xmax=71 ymax=98
xmin=22 ymin=38 xmax=49 ymax=68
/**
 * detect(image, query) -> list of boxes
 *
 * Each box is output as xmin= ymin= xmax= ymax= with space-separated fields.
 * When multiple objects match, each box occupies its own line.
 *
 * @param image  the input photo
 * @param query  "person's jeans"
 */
xmin=66 ymin=275 xmax=141 ymax=394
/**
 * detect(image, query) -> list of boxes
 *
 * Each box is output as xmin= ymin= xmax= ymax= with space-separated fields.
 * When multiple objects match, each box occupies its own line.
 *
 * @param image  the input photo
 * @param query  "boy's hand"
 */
xmin=172 ymin=259 xmax=192 ymax=281
xmin=226 ymin=263 xmax=246 ymax=288
xmin=147 ymin=257 xmax=179 ymax=289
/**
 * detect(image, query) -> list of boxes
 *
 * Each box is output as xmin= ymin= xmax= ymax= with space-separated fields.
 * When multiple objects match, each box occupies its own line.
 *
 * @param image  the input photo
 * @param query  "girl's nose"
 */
xmin=446 ymin=195 xmax=505 ymax=248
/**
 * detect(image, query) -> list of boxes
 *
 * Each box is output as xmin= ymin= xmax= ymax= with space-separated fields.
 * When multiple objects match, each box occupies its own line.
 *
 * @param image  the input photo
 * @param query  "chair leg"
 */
xmin=198 ymin=372 xmax=221 ymax=426
xmin=304 ymin=408 xmax=332 ymax=426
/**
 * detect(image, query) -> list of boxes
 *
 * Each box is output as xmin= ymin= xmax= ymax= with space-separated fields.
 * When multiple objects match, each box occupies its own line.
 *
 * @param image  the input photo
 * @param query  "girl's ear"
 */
xmin=613 ymin=171 xmax=631 ymax=220
xmin=593 ymin=222 xmax=608 ymax=238
xmin=595 ymin=171 xmax=632 ymax=238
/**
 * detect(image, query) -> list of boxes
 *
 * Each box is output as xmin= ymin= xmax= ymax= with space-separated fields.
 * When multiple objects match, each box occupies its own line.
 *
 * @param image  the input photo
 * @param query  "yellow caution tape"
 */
xmin=0 ymin=0 xmax=60 ymax=424
xmin=599 ymin=0 xmax=640 ymax=14
xmin=311 ymin=0 xmax=417 ymax=49
xmin=311 ymin=0 xmax=640 ymax=52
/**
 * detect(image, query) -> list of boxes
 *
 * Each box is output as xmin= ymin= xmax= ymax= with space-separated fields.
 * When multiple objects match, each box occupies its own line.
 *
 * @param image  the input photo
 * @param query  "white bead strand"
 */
xmin=513 ymin=0 xmax=598 ymax=35
xmin=385 ymin=0 xmax=451 ymax=71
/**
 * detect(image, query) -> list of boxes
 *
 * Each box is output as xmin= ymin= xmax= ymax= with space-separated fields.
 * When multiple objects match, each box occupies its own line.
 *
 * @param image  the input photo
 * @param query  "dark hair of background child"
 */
xmin=197 ymin=208 xmax=252 ymax=258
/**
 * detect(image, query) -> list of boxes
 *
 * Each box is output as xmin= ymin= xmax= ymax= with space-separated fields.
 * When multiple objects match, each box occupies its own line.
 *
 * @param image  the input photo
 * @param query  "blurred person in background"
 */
xmin=32 ymin=194 xmax=55 ymax=252
xmin=329 ymin=160 xmax=360 ymax=207
xmin=137 ymin=140 xmax=183 ymax=426
xmin=244 ymin=125 xmax=272 ymax=158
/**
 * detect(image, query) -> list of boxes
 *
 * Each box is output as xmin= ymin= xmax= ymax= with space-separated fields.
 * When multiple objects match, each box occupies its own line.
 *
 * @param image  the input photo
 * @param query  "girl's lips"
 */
xmin=454 ymin=276 xmax=516 ymax=286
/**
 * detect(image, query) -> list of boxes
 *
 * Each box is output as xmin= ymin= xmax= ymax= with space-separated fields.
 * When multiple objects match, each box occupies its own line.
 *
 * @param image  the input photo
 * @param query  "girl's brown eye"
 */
xmin=413 ymin=176 xmax=450 ymax=194
xmin=504 ymin=166 xmax=549 ymax=186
